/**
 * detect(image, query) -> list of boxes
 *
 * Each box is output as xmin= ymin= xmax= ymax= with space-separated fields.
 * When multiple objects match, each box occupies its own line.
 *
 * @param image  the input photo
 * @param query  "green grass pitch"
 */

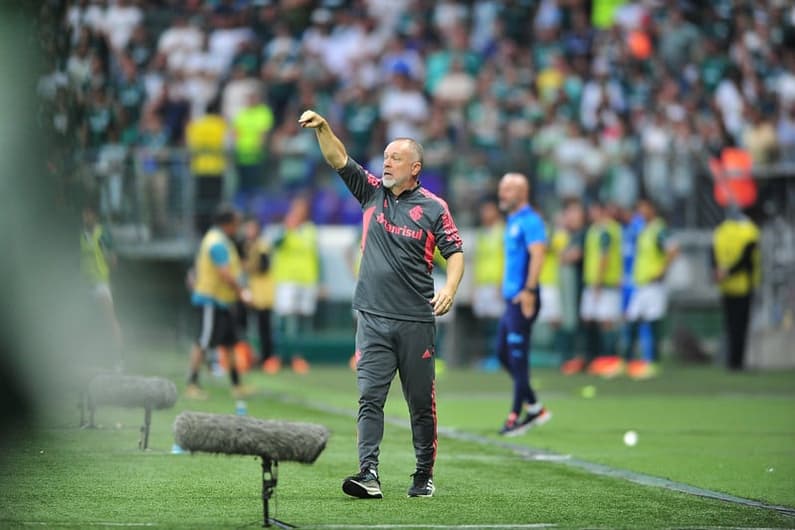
xmin=1 ymin=351 xmax=793 ymax=529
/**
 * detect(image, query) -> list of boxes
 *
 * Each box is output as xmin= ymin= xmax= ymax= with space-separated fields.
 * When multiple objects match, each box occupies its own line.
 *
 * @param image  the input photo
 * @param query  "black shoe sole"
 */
xmin=407 ymin=482 xmax=435 ymax=497
xmin=407 ymin=487 xmax=435 ymax=498
xmin=342 ymin=479 xmax=383 ymax=499
xmin=407 ymin=492 xmax=434 ymax=498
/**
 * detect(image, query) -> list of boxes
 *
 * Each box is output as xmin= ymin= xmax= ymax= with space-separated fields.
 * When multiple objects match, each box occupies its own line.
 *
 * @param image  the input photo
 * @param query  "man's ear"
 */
xmin=411 ymin=161 xmax=422 ymax=177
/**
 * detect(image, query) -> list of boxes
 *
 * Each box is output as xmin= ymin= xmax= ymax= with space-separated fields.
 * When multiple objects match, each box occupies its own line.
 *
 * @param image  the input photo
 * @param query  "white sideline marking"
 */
xmin=440 ymin=453 xmax=512 ymax=463
xmin=19 ymin=523 xmax=156 ymax=527
xmin=526 ymin=453 xmax=572 ymax=462
xmin=672 ymin=527 xmax=785 ymax=530
xmin=312 ymin=523 xmax=557 ymax=530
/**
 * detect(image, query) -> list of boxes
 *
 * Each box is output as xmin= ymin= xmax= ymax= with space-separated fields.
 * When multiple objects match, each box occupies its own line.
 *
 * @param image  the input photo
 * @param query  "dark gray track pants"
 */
xmin=355 ymin=310 xmax=437 ymax=474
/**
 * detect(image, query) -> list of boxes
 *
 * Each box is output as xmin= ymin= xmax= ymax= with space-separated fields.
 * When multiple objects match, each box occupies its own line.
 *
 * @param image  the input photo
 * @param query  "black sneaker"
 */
xmin=498 ymin=419 xmax=517 ymax=436
xmin=500 ymin=407 xmax=551 ymax=437
xmin=342 ymin=467 xmax=382 ymax=499
xmin=519 ymin=406 xmax=551 ymax=430
xmin=407 ymin=470 xmax=435 ymax=497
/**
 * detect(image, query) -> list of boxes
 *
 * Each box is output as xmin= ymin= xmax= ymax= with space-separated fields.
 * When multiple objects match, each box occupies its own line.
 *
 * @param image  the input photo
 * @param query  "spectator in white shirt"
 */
xmin=222 ymin=66 xmax=262 ymax=122
xmin=580 ymin=58 xmax=625 ymax=131
xmin=158 ymin=16 xmax=204 ymax=73
xmin=554 ymin=120 xmax=589 ymax=199
xmin=209 ymin=7 xmax=255 ymax=73
xmin=379 ymin=63 xmax=429 ymax=141
xmin=104 ymin=0 xmax=142 ymax=51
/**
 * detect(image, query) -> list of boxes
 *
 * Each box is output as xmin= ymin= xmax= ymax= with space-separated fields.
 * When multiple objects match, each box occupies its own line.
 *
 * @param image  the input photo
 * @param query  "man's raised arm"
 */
xmin=300 ymin=109 xmax=381 ymax=206
xmin=299 ymin=110 xmax=348 ymax=170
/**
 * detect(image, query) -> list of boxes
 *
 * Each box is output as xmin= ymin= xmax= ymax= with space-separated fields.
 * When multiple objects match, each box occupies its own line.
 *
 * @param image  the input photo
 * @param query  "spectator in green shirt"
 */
xmin=233 ymin=92 xmax=274 ymax=204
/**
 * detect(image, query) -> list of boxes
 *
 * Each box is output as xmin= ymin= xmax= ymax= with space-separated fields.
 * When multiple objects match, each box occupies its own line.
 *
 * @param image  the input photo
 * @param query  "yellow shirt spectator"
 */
xmin=245 ymin=238 xmax=275 ymax=310
xmin=272 ymin=223 xmax=320 ymax=286
xmin=540 ymin=227 xmax=568 ymax=287
xmin=186 ymin=114 xmax=227 ymax=176
xmin=713 ymin=218 xmax=760 ymax=296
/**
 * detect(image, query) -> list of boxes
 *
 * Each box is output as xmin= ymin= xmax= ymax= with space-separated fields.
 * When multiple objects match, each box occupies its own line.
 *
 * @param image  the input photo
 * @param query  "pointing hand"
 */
xmin=298 ymin=110 xmax=325 ymax=129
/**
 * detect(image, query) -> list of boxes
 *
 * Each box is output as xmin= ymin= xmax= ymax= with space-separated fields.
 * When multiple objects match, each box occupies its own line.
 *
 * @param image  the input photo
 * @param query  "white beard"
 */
xmin=382 ymin=177 xmax=396 ymax=188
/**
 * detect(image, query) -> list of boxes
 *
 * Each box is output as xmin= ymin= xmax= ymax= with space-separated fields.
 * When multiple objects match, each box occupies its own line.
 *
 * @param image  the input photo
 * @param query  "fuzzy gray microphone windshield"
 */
xmin=173 ymin=411 xmax=329 ymax=463
xmin=87 ymin=374 xmax=178 ymax=450
xmin=173 ymin=411 xmax=330 ymax=528
xmin=89 ymin=375 xmax=178 ymax=410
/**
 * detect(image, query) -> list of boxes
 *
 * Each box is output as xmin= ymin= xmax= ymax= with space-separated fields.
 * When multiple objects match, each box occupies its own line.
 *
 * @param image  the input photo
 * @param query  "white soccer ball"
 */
xmin=623 ymin=430 xmax=638 ymax=447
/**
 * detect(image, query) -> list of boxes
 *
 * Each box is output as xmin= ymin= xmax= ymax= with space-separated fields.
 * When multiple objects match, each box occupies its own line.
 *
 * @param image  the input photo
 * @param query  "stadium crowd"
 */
xmin=38 ymin=0 xmax=795 ymax=229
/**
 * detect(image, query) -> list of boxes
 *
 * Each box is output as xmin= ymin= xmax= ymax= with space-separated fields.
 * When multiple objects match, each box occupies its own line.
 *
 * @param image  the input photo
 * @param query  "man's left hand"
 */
xmin=239 ymin=288 xmax=253 ymax=305
xmin=431 ymin=288 xmax=455 ymax=316
xmin=512 ymin=290 xmax=537 ymax=319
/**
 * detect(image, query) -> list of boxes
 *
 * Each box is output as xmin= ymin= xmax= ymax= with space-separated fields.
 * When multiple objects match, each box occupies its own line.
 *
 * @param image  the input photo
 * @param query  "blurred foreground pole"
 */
xmin=0 ymin=2 xmax=108 ymax=453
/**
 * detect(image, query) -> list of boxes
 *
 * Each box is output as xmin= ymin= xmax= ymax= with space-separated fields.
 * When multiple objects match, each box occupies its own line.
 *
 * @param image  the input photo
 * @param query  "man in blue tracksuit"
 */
xmin=496 ymin=173 xmax=551 ymax=436
xmin=619 ymin=206 xmax=651 ymax=360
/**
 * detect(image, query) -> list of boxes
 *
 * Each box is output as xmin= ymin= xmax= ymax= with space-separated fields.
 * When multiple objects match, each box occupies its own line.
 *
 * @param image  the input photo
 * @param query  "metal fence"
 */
xmin=74 ymin=146 xmax=193 ymax=243
xmin=73 ymin=145 xmax=730 ymax=247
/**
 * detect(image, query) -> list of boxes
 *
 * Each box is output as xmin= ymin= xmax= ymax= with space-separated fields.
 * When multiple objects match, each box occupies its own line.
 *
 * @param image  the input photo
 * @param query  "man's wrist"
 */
xmin=524 ymin=285 xmax=537 ymax=292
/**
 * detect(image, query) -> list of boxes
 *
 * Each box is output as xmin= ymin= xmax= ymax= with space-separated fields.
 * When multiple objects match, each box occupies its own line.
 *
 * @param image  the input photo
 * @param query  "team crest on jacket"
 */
xmin=409 ymin=205 xmax=423 ymax=221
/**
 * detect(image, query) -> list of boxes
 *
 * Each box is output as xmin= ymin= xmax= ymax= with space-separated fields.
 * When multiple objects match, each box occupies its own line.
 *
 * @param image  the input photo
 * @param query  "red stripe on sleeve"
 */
xmin=424 ymin=230 xmax=436 ymax=272
xmin=361 ymin=206 xmax=376 ymax=251
xmin=418 ymin=188 xmax=463 ymax=249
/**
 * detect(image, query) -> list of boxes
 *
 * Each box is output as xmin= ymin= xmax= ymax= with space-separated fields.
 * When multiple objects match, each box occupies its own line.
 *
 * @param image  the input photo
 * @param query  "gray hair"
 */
xmin=392 ymin=137 xmax=424 ymax=165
